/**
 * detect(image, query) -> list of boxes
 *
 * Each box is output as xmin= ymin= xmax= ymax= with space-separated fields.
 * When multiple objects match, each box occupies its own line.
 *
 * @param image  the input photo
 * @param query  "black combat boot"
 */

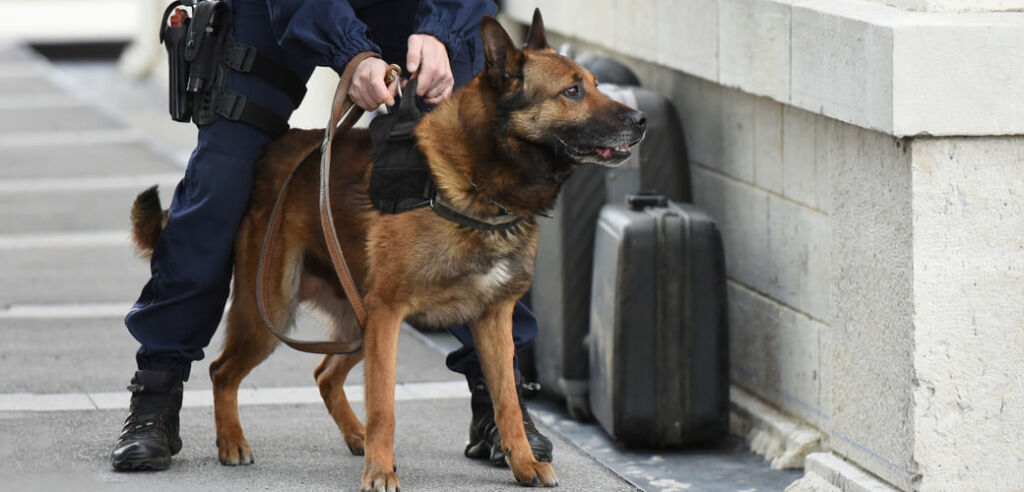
xmin=110 ymin=370 xmax=183 ymax=471
xmin=464 ymin=382 xmax=553 ymax=465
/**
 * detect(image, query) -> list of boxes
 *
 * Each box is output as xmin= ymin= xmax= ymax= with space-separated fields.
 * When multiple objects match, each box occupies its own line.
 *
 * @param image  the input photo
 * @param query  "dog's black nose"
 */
xmin=624 ymin=110 xmax=646 ymax=130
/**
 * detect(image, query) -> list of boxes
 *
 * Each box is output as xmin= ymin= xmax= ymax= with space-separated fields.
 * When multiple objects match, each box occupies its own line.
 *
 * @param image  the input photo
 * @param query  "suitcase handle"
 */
xmin=627 ymin=193 xmax=668 ymax=210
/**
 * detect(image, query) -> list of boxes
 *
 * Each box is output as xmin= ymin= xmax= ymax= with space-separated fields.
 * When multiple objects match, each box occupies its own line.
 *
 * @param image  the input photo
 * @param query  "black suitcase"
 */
xmin=588 ymin=194 xmax=728 ymax=446
xmin=531 ymin=75 xmax=691 ymax=420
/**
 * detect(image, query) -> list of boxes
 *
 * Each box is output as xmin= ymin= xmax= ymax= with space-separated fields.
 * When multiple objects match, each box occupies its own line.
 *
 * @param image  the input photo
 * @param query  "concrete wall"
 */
xmin=868 ymin=0 xmax=1024 ymax=12
xmin=504 ymin=0 xmax=1024 ymax=490
xmin=910 ymin=138 xmax=1024 ymax=490
xmin=652 ymin=62 xmax=918 ymax=492
xmin=502 ymin=0 xmax=1024 ymax=137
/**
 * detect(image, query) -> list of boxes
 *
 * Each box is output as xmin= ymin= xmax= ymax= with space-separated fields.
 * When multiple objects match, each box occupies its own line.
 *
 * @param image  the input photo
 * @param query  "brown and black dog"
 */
xmin=130 ymin=10 xmax=644 ymax=491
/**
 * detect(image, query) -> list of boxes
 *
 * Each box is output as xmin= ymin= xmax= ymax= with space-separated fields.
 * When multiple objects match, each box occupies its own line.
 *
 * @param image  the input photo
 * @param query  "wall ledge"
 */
xmin=729 ymin=385 xmax=824 ymax=470
xmin=503 ymin=0 xmax=1024 ymax=137
xmin=787 ymin=453 xmax=901 ymax=492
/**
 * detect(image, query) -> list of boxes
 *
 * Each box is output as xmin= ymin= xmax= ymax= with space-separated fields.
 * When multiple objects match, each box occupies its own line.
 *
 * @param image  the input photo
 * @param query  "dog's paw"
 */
xmin=216 ymin=435 xmax=254 ymax=466
xmin=345 ymin=430 xmax=366 ymax=456
xmin=508 ymin=450 xmax=558 ymax=487
xmin=361 ymin=462 xmax=401 ymax=492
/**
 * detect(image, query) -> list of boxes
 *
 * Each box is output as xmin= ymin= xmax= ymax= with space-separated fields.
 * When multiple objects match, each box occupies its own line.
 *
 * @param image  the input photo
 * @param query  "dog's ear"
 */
xmin=481 ymin=16 xmax=524 ymax=90
xmin=524 ymin=8 xmax=548 ymax=50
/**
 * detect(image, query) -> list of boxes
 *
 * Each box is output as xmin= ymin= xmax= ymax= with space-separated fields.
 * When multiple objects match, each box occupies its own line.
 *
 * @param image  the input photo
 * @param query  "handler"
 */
xmin=112 ymin=0 xmax=551 ymax=471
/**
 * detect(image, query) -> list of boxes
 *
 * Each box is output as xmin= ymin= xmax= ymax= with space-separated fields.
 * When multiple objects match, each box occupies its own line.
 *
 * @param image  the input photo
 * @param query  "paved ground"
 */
xmin=0 ymin=42 xmax=801 ymax=491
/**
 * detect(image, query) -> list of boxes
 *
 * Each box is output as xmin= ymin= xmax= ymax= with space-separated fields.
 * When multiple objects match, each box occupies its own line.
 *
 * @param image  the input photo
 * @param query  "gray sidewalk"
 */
xmin=0 ymin=43 xmax=802 ymax=492
xmin=0 ymin=44 xmax=630 ymax=491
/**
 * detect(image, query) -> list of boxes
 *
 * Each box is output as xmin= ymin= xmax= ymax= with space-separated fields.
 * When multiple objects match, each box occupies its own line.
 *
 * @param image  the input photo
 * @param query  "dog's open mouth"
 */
xmin=560 ymin=133 xmax=645 ymax=166
xmin=567 ymin=144 xmax=631 ymax=162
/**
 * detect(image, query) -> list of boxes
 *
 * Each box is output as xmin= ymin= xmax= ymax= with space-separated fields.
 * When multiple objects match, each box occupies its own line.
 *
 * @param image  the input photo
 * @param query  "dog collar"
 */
xmin=430 ymin=193 xmax=522 ymax=232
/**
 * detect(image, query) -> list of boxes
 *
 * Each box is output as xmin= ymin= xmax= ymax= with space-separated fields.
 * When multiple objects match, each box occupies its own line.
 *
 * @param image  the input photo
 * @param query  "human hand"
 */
xmin=406 ymin=34 xmax=453 ymax=104
xmin=349 ymin=57 xmax=398 ymax=111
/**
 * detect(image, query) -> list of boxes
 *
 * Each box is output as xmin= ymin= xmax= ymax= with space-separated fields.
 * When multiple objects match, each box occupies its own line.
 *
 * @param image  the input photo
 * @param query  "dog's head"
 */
xmin=480 ymin=10 xmax=646 ymax=168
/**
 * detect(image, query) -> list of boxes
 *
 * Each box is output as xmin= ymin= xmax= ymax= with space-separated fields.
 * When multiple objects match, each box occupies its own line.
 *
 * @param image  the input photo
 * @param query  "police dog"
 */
xmin=131 ymin=10 xmax=644 ymax=490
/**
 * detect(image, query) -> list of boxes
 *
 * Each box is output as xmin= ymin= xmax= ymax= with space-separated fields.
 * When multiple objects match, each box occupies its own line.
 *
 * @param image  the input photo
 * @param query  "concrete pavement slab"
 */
xmin=0 ymin=244 xmax=147 ymax=305
xmin=51 ymin=62 xmax=200 ymax=155
xmin=0 ymin=105 xmax=121 ymax=133
xmin=0 ymin=75 xmax=63 ymax=95
xmin=0 ymin=48 xmax=38 ymax=64
xmin=0 ymin=141 xmax=180 ymax=179
xmin=531 ymin=398 xmax=802 ymax=492
xmin=0 ymin=400 xmax=631 ymax=491
xmin=1 ymin=317 xmax=460 ymax=394
xmin=0 ymin=184 xmax=175 ymax=234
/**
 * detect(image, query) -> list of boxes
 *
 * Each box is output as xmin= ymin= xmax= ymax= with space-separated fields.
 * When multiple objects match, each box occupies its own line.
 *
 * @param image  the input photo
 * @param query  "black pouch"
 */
xmin=159 ymin=1 xmax=192 ymax=122
xmin=369 ymin=79 xmax=434 ymax=214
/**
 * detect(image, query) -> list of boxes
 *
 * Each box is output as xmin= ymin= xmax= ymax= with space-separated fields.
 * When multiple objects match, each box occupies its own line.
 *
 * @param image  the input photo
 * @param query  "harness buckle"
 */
xmin=216 ymin=92 xmax=247 ymax=120
xmin=224 ymin=43 xmax=257 ymax=72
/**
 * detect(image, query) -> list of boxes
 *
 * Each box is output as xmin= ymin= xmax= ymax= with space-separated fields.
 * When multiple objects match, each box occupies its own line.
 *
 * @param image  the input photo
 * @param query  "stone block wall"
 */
xmin=651 ymin=67 xmax=918 ymax=490
xmin=503 ymin=1 xmax=1024 ymax=490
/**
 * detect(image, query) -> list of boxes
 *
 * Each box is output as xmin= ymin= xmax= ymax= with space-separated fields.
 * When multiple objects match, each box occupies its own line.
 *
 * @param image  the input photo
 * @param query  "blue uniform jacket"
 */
xmin=264 ymin=0 xmax=497 ymax=75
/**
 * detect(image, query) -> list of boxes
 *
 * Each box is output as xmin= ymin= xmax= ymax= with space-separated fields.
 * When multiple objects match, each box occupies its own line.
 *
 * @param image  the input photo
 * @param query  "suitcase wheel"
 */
xmin=565 ymin=394 xmax=593 ymax=422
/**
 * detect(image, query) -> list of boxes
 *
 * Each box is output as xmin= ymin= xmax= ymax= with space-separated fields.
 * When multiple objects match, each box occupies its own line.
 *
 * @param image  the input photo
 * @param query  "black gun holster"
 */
xmin=160 ymin=0 xmax=306 ymax=138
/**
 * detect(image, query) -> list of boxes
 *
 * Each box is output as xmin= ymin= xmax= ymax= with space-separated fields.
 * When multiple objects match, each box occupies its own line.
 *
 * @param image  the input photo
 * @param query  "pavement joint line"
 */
xmin=0 ymin=128 xmax=143 ymax=147
xmin=0 ymin=381 xmax=470 ymax=412
xmin=0 ymin=173 xmax=181 ymax=193
xmin=0 ymin=302 xmax=132 ymax=319
xmin=0 ymin=94 xmax=84 ymax=110
xmin=0 ymin=230 xmax=129 ymax=250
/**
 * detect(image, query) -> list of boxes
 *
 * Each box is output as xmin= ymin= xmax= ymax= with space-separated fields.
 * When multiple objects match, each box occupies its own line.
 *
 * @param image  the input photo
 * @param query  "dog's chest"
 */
xmin=405 ymin=240 xmax=534 ymax=328
xmin=475 ymin=259 xmax=514 ymax=292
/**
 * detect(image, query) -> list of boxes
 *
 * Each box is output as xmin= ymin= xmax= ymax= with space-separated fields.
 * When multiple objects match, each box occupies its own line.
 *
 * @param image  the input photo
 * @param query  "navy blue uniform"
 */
xmin=126 ymin=0 xmax=536 ymax=388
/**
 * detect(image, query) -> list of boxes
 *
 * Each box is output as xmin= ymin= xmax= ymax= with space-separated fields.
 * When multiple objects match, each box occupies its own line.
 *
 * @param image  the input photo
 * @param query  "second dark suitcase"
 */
xmin=588 ymin=194 xmax=729 ymax=447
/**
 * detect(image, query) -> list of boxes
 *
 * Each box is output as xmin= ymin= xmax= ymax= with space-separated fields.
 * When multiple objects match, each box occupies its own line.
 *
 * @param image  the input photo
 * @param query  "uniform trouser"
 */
xmin=126 ymin=0 xmax=536 ymax=387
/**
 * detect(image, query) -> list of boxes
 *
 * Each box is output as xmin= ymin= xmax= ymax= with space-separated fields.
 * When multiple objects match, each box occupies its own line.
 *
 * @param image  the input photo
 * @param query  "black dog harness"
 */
xmin=368 ymin=79 xmax=522 ymax=232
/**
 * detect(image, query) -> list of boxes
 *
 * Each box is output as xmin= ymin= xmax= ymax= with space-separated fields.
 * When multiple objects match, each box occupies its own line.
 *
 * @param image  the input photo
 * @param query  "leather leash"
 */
xmin=256 ymin=51 xmax=400 ymax=354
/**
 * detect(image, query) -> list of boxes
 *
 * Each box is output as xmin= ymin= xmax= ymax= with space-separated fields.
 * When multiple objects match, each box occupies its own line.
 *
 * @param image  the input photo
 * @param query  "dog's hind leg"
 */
xmin=304 ymin=279 xmax=367 ymax=455
xmin=210 ymin=231 xmax=301 ymax=466
xmin=210 ymin=292 xmax=282 ymax=465
xmin=315 ymin=353 xmax=366 ymax=455
xmin=472 ymin=299 xmax=558 ymax=487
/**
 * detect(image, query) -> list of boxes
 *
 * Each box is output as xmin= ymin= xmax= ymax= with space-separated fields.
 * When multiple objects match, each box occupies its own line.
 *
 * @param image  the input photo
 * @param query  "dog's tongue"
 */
xmin=596 ymin=148 xmax=612 ymax=159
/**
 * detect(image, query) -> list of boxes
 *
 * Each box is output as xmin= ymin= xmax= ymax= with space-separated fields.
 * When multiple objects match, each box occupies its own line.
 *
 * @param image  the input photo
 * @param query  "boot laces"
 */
xmin=121 ymin=385 xmax=174 ymax=436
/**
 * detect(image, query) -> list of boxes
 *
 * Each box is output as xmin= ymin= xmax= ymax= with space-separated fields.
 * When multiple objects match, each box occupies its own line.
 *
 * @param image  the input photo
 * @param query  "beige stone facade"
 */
xmin=502 ymin=1 xmax=1024 ymax=490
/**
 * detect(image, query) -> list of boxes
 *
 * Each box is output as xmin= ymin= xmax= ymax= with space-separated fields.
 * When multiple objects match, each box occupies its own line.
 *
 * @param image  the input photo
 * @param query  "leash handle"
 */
xmin=256 ymin=53 xmax=400 ymax=355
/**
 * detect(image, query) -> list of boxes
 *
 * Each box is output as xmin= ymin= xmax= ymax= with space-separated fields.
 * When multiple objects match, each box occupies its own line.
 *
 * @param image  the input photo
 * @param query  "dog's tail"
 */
xmin=131 ymin=185 xmax=168 ymax=260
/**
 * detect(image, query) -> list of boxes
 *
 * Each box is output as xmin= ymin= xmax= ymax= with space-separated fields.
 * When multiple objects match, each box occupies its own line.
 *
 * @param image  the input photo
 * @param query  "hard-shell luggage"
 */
xmin=530 ymin=63 xmax=691 ymax=420
xmin=588 ymin=194 xmax=729 ymax=446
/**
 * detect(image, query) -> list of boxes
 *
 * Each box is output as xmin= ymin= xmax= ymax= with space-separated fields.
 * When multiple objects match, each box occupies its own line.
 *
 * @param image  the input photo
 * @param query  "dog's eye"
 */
xmin=562 ymin=85 xmax=582 ymax=99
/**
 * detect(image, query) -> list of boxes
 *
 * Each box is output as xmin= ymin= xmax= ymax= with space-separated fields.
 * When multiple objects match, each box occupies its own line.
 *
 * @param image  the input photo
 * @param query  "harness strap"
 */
xmin=224 ymin=41 xmax=307 ymax=107
xmin=256 ymin=51 xmax=397 ymax=354
xmin=214 ymin=92 xmax=289 ymax=138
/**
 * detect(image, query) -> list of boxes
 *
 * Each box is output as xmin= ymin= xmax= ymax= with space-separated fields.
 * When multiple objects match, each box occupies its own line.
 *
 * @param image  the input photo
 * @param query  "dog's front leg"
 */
xmin=361 ymin=300 xmax=405 ymax=492
xmin=472 ymin=300 xmax=558 ymax=487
